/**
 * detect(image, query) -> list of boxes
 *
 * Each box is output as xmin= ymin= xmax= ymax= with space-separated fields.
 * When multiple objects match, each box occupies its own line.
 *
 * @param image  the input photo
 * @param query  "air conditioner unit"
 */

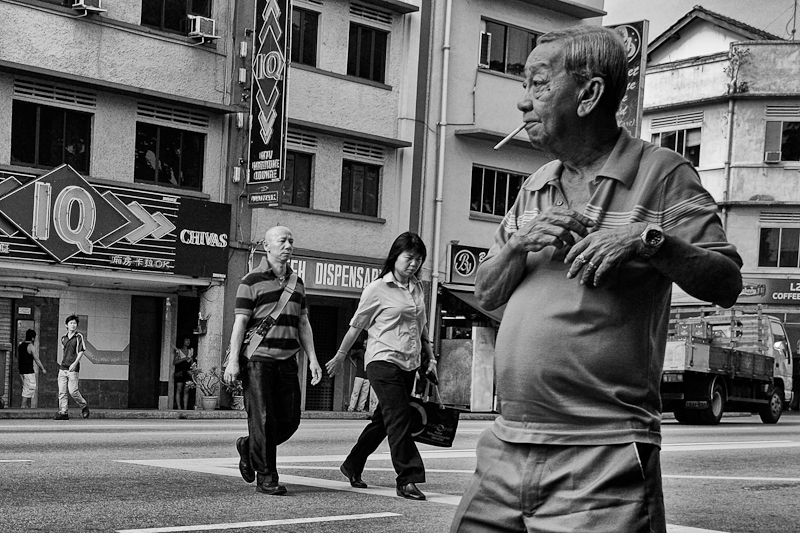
xmin=72 ymin=0 xmax=105 ymax=15
xmin=188 ymin=15 xmax=220 ymax=41
xmin=764 ymin=151 xmax=782 ymax=164
xmin=478 ymin=32 xmax=491 ymax=68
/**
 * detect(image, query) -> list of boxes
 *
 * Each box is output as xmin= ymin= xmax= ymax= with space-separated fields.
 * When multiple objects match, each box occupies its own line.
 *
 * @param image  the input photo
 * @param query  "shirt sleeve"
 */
xmin=349 ymin=281 xmax=382 ymax=330
xmin=660 ymin=163 xmax=743 ymax=267
xmin=234 ymin=280 xmax=255 ymax=317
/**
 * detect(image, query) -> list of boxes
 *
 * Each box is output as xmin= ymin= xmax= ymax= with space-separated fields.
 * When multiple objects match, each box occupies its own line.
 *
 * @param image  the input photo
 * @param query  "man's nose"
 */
xmin=517 ymin=94 xmax=533 ymax=112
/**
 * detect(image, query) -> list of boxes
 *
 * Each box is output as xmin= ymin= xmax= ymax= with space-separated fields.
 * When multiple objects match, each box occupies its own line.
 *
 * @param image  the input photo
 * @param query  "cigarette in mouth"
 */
xmin=493 ymin=123 xmax=527 ymax=150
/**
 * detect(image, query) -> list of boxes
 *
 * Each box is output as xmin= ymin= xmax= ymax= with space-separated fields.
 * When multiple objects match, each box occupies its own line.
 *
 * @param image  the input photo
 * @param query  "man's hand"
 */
xmin=224 ymin=359 xmax=240 ymax=385
xmin=565 ymin=222 xmax=647 ymax=287
xmin=325 ymin=351 xmax=347 ymax=377
xmin=509 ymin=206 xmax=595 ymax=255
xmin=309 ymin=359 xmax=322 ymax=386
xmin=41 ymin=368 xmax=47 ymax=374
xmin=68 ymin=364 xmax=77 ymax=372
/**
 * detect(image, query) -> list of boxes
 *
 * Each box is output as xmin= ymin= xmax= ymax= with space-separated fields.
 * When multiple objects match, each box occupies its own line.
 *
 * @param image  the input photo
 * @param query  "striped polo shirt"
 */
xmin=485 ymin=128 xmax=742 ymax=448
xmin=234 ymin=258 xmax=307 ymax=361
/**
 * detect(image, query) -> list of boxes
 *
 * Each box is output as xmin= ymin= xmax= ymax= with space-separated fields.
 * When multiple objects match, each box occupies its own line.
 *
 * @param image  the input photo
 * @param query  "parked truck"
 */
xmin=661 ymin=305 xmax=793 ymax=425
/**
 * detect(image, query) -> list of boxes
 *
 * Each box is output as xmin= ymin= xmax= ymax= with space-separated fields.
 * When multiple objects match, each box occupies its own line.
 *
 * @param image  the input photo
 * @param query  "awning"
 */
xmin=442 ymin=284 xmax=504 ymax=323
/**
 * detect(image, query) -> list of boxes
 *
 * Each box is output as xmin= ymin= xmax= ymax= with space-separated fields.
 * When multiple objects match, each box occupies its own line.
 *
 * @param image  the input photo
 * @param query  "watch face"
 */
xmin=646 ymin=229 xmax=663 ymax=245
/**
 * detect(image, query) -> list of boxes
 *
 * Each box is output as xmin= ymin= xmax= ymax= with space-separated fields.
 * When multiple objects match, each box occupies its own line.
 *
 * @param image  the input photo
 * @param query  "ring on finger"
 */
xmin=576 ymin=254 xmax=587 ymax=264
xmin=587 ymin=261 xmax=597 ymax=269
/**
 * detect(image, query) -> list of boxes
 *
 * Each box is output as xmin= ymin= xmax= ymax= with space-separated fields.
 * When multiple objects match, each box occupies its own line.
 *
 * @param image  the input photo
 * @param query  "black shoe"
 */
xmin=256 ymin=473 xmax=287 ymax=495
xmin=340 ymin=463 xmax=367 ymax=488
xmin=236 ymin=437 xmax=255 ymax=483
xmin=53 ymin=413 xmax=69 ymax=420
xmin=396 ymin=482 xmax=426 ymax=501
xmin=81 ymin=406 xmax=90 ymax=419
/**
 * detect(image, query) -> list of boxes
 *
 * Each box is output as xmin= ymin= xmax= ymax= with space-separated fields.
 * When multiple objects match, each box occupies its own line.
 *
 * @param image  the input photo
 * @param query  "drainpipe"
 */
xmin=428 ymin=0 xmax=453 ymax=334
xmin=722 ymin=97 xmax=735 ymax=232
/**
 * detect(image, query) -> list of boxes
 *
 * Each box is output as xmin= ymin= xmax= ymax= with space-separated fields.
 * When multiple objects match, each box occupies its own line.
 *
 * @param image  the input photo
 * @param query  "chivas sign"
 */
xmin=247 ymin=0 xmax=291 ymax=207
xmin=0 ymin=165 xmax=231 ymax=279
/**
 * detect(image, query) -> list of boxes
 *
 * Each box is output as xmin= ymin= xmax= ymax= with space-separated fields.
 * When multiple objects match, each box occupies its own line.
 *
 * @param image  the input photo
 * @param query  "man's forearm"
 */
xmin=650 ymin=236 xmax=742 ymax=308
xmin=299 ymin=319 xmax=319 ymax=364
xmin=475 ymin=241 xmax=529 ymax=310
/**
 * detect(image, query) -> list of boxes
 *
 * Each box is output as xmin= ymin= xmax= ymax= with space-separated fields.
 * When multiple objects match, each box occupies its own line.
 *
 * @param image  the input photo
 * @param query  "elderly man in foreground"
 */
xmin=450 ymin=26 xmax=743 ymax=533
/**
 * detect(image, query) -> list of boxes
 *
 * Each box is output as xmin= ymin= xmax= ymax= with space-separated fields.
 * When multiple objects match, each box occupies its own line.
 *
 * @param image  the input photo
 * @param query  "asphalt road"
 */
xmin=2 ymin=412 xmax=800 ymax=532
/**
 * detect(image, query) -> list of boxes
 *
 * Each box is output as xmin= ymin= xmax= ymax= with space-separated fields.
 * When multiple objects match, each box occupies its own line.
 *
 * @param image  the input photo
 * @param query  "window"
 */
xmin=341 ymin=161 xmax=379 ymax=217
xmin=651 ymin=127 xmax=701 ymax=167
xmin=282 ymin=151 xmax=312 ymax=208
xmin=759 ymin=227 xmax=800 ymax=267
xmin=134 ymin=123 xmax=204 ymax=190
xmin=765 ymin=121 xmax=800 ymax=162
xmin=470 ymin=165 xmax=525 ymax=217
xmin=11 ymin=100 xmax=91 ymax=173
xmin=141 ymin=0 xmax=211 ymax=34
xmin=347 ymin=23 xmax=388 ymax=84
xmin=480 ymin=20 xmax=539 ymax=77
xmin=291 ymin=7 xmax=319 ymax=67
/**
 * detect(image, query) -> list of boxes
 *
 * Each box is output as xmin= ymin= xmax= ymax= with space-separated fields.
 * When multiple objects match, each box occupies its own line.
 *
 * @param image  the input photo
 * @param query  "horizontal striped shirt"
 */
xmin=234 ymin=258 xmax=306 ymax=361
xmin=486 ymin=128 xmax=742 ymax=448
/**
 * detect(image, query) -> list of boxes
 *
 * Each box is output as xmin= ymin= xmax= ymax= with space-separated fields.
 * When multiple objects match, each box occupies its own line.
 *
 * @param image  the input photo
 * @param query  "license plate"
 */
xmin=685 ymin=401 xmax=708 ymax=409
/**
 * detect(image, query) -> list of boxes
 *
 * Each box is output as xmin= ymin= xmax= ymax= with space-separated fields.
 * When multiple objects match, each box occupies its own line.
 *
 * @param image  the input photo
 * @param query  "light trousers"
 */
xmin=57 ymin=369 xmax=88 ymax=413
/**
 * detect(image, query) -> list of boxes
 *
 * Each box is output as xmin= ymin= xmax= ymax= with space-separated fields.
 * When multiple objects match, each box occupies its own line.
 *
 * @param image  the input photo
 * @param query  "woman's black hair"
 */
xmin=25 ymin=329 xmax=36 ymax=341
xmin=379 ymin=232 xmax=427 ymax=278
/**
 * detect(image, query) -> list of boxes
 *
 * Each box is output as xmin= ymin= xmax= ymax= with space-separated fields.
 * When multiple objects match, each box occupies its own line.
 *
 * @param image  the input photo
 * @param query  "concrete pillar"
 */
xmin=196 ymin=283 xmax=226 ymax=400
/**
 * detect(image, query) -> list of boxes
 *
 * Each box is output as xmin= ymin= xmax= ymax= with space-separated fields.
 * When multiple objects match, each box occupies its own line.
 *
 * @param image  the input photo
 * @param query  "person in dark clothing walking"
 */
xmin=223 ymin=226 xmax=322 ymax=495
xmin=326 ymin=232 xmax=437 ymax=501
xmin=54 ymin=315 xmax=90 ymax=420
xmin=19 ymin=329 xmax=46 ymax=408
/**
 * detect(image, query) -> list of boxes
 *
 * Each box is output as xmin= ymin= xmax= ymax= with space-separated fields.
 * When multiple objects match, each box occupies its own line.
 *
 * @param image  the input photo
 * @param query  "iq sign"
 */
xmin=0 ymin=165 xmax=174 ymax=262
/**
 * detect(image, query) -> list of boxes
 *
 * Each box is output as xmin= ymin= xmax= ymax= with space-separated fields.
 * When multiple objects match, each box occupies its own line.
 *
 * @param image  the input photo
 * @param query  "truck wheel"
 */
xmin=759 ymin=388 xmax=783 ymax=424
xmin=696 ymin=380 xmax=725 ymax=425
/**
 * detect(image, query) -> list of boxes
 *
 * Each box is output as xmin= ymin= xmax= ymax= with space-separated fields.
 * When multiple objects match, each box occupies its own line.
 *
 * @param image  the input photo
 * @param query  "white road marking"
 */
xmin=665 ymin=474 xmax=800 ymax=482
xmin=662 ymin=440 xmax=800 ymax=452
xmin=116 ymin=512 xmax=401 ymax=533
xmin=281 ymin=465 xmax=475 ymax=474
xmin=0 ymin=459 xmax=33 ymax=463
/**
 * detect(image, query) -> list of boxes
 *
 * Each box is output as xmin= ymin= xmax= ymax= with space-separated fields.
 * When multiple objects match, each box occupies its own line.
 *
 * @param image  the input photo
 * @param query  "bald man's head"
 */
xmin=264 ymin=226 xmax=294 ymax=266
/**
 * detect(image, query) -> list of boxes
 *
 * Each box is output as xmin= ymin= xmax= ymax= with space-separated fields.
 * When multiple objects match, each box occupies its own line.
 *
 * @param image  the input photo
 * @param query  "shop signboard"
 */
xmin=448 ymin=244 xmax=489 ymax=286
xmin=0 ymin=165 xmax=230 ymax=278
xmin=247 ymin=0 xmax=291 ymax=207
xmin=738 ymin=277 xmax=800 ymax=305
xmin=253 ymin=252 xmax=382 ymax=295
xmin=606 ymin=20 xmax=648 ymax=138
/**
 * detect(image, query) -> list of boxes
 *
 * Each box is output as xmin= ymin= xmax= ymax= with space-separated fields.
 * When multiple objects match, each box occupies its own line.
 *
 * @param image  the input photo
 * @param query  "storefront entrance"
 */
xmin=128 ymin=296 xmax=163 ymax=409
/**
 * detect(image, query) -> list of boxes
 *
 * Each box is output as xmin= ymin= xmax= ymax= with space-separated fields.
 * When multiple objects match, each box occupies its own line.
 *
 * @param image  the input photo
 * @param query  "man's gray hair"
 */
xmin=538 ymin=25 xmax=628 ymax=111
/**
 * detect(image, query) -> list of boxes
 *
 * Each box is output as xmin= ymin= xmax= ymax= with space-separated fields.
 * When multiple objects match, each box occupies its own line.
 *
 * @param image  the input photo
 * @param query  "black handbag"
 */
xmin=409 ymin=381 xmax=461 ymax=448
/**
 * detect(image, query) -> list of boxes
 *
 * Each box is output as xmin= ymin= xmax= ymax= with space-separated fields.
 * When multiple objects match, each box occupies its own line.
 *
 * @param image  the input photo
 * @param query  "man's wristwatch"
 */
xmin=639 ymin=224 xmax=664 ymax=259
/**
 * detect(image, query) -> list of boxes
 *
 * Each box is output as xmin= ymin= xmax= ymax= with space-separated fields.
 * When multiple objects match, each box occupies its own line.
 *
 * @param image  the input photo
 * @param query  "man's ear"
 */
xmin=576 ymin=77 xmax=605 ymax=117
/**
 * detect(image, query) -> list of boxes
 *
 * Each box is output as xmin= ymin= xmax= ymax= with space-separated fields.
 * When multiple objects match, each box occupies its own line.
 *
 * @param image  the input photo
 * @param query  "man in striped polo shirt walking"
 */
xmin=224 ymin=226 xmax=322 ymax=495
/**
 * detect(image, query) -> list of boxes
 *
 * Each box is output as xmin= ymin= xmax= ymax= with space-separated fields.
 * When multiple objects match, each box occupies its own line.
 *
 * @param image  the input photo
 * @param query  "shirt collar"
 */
xmin=255 ymin=256 xmax=293 ymax=278
xmin=383 ymin=271 xmax=419 ymax=287
xmin=523 ymin=128 xmax=642 ymax=192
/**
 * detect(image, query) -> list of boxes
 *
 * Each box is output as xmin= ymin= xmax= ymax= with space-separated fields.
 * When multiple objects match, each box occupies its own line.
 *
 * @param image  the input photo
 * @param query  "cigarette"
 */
xmin=493 ymin=123 xmax=527 ymax=150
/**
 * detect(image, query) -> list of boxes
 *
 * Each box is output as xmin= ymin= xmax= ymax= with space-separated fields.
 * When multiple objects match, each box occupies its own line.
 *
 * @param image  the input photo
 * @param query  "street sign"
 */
xmin=607 ymin=20 xmax=649 ymax=138
xmin=247 ymin=0 xmax=291 ymax=207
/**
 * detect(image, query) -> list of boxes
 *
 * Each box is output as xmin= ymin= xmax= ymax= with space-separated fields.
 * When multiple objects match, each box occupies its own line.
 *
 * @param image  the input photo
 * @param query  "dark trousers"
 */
xmin=241 ymin=357 xmax=301 ymax=476
xmin=343 ymin=360 xmax=425 ymax=486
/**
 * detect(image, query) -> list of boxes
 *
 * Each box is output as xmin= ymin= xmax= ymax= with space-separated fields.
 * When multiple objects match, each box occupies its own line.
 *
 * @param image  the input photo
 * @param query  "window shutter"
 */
xmin=765 ymin=121 xmax=783 ymax=162
xmin=479 ymin=32 xmax=491 ymax=68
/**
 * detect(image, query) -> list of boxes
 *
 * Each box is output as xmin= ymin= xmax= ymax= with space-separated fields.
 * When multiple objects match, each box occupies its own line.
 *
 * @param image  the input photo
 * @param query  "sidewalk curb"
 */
xmin=0 ymin=408 xmax=500 ymax=421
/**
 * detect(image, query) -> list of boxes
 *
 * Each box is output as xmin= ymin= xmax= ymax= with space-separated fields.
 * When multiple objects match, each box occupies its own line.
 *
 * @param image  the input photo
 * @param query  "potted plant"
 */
xmin=187 ymin=363 xmax=221 ymax=410
xmin=224 ymin=379 xmax=245 ymax=410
